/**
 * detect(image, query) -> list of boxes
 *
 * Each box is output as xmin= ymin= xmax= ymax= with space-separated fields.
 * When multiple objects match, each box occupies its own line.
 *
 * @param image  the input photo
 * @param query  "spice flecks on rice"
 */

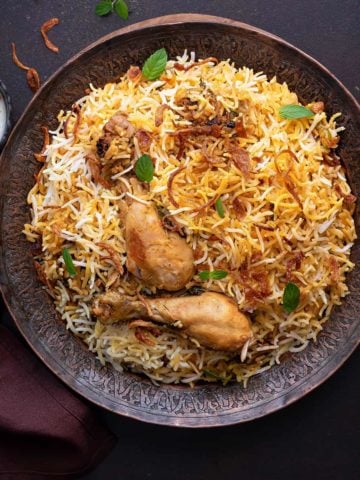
xmin=24 ymin=51 xmax=356 ymax=386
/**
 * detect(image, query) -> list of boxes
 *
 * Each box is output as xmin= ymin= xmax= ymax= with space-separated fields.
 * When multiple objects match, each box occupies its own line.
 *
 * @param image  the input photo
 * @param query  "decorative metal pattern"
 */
xmin=0 ymin=15 xmax=359 ymax=426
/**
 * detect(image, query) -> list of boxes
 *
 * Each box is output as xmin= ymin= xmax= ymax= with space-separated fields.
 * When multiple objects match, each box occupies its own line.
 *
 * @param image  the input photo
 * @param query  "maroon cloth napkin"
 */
xmin=0 ymin=324 xmax=116 ymax=479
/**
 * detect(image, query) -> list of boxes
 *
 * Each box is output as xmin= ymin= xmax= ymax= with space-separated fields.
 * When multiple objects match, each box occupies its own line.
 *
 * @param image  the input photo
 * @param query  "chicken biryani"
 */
xmin=23 ymin=49 xmax=356 ymax=385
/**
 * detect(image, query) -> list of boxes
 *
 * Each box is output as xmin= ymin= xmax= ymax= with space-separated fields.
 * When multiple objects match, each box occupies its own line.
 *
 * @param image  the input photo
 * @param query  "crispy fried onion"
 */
xmin=311 ymin=101 xmax=325 ymax=114
xmin=11 ymin=42 xmax=41 ymax=93
xmin=193 ymin=194 xmax=219 ymax=214
xmin=322 ymin=152 xmax=341 ymax=167
xmin=229 ymin=145 xmax=250 ymax=177
xmin=285 ymin=251 xmax=304 ymax=281
xmin=335 ymin=184 xmax=357 ymax=205
xmin=40 ymin=18 xmax=60 ymax=53
xmin=135 ymin=129 xmax=152 ymax=150
xmin=235 ymin=267 xmax=271 ymax=303
xmin=64 ymin=103 xmax=81 ymax=139
xmin=129 ymin=320 xmax=161 ymax=346
xmin=174 ymin=57 xmax=219 ymax=71
xmin=155 ymin=104 xmax=171 ymax=127
xmin=232 ymin=197 xmax=247 ymax=219
xmin=275 ymin=150 xmax=302 ymax=207
xmin=34 ymin=126 xmax=50 ymax=162
xmin=167 ymin=165 xmax=186 ymax=208
xmin=86 ymin=153 xmax=111 ymax=188
xmin=26 ymin=69 xmax=41 ymax=93
xmin=127 ymin=65 xmax=142 ymax=83
xmin=97 ymin=242 xmax=124 ymax=274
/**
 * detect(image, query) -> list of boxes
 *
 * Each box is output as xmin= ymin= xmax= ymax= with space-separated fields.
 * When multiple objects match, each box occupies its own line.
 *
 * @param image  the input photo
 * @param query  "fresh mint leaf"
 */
xmin=215 ymin=197 xmax=225 ymax=218
xmin=142 ymin=48 xmax=168 ymax=81
xmin=282 ymin=282 xmax=300 ymax=312
xmin=279 ymin=104 xmax=314 ymax=120
xmin=95 ymin=0 xmax=113 ymax=16
xmin=198 ymin=270 xmax=228 ymax=281
xmin=62 ymin=248 xmax=77 ymax=277
xmin=114 ymin=0 xmax=128 ymax=19
xmin=135 ymin=154 xmax=154 ymax=182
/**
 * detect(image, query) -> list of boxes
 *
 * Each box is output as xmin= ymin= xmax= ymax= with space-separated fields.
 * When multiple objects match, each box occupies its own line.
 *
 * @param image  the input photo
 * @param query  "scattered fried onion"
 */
xmin=256 ymin=223 xmax=275 ymax=232
xmin=232 ymin=197 xmax=247 ymax=219
xmin=11 ymin=42 xmax=41 ymax=93
xmin=311 ymin=101 xmax=325 ymax=114
xmin=335 ymin=184 xmax=357 ymax=205
xmin=323 ymin=152 xmax=341 ymax=167
xmin=193 ymin=194 xmax=219 ymax=214
xmin=34 ymin=126 xmax=50 ymax=162
xmin=274 ymin=150 xmax=302 ymax=206
xmin=64 ymin=104 xmax=81 ymax=139
xmin=235 ymin=119 xmax=247 ymax=137
xmin=274 ymin=149 xmax=298 ymax=175
xmin=284 ymin=177 xmax=302 ymax=207
xmin=286 ymin=251 xmax=304 ymax=281
xmin=229 ymin=146 xmax=250 ymax=177
xmin=155 ymin=104 xmax=171 ymax=127
xmin=176 ymin=134 xmax=186 ymax=160
xmin=201 ymin=142 xmax=224 ymax=164
xmin=26 ymin=68 xmax=41 ymax=93
xmin=97 ymin=242 xmax=124 ymax=274
xmin=40 ymin=18 xmax=60 ymax=53
xmin=129 ymin=319 xmax=161 ymax=336
xmin=174 ymin=57 xmax=219 ymax=71
xmin=131 ymin=322 xmax=161 ymax=346
xmin=235 ymin=268 xmax=271 ymax=303
xmin=127 ymin=65 xmax=142 ymax=83
xmin=11 ymin=42 xmax=29 ymax=70
xmin=86 ymin=153 xmax=111 ymax=188
xmin=135 ymin=129 xmax=152 ymax=150
xmin=167 ymin=166 xmax=186 ymax=208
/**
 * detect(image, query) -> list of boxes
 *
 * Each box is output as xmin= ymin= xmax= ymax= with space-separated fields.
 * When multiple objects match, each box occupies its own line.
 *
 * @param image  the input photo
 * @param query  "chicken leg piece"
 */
xmin=92 ymin=291 xmax=252 ymax=351
xmin=125 ymin=201 xmax=194 ymax=291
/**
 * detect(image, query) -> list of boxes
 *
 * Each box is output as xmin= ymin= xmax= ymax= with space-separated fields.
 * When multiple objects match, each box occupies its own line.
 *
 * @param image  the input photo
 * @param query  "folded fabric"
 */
xmin=0 ymin=324 xmax=116 ymax=479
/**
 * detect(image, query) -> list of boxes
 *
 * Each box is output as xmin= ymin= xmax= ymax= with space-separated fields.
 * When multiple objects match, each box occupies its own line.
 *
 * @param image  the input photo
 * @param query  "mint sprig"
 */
xmin=282 ymin=282 xmax=300 ymax=313
xmin=95 ymin=0 xmax=129 ymax=20
xmin=279 ymin=104 xmax=314 ymax=120
xmin=62 ymin=248 xmax=77 ymax=277
xmin=215 ymin=197 xmax=225 ymax=218
xmin=142 ymin=48 xmax=168 ymax=81
xmin=198 ymin=270 xmax=228 ymax=281
xmin=135 ymin=154 xmax=154 ymax=182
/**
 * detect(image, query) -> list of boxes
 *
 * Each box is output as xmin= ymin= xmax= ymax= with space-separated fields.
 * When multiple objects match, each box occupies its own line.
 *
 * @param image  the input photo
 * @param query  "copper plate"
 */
xmin=0 ymin=14 xmax=359 ymax=427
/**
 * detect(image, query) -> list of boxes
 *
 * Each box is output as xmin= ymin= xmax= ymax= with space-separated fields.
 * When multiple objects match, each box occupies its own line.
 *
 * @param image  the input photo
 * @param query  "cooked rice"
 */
xmin=24 ymin=50 xmax=356 ymax=386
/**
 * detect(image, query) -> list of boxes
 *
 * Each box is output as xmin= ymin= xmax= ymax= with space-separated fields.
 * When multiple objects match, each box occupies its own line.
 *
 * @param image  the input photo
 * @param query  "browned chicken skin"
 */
xmin=125 ymin=201 xmax=194 ymax=291
xmin=92 ymin=291 xmax=252 ymax=351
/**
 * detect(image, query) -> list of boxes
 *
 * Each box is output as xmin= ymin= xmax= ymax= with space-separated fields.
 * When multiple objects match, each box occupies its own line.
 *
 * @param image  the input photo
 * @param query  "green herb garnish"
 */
xmin=198 ymin=270 xmax=228 ymax=281
xmin=135 ymin=154 xmax=154 ymax=182
xmin=279 ymin=104 xmax=314 ymax=120
xmin=203 ymin=369 xmax=231 ymax=385
xmin=95 ymin=0 xmax=128 ymax=19
xmin=114 ymin=0 xmax=128 ymax=19
xmin=282 ymin=282 xmax=300 ymax=313
xmin=62 ymin=248 xmax=76 ymax=277
xmin=215 ymin=197 xmax=225 ymax=218
xmin=142 ymin=48 xmax=168 ymax=81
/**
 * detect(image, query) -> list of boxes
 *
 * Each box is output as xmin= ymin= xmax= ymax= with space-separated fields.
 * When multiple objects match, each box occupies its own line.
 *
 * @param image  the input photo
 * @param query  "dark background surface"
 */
xmin=0 ymin=1 xmax=359 ymax=479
